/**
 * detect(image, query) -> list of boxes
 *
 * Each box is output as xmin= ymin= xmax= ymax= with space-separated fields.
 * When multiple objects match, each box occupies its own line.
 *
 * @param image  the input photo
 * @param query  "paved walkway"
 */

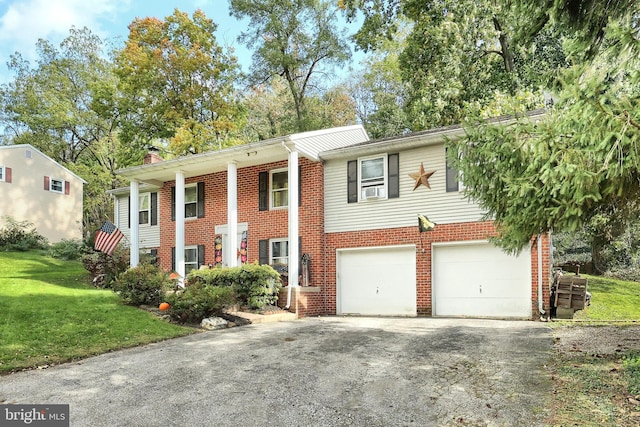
xmin=0 ymin=317 xmax=553 ymax=426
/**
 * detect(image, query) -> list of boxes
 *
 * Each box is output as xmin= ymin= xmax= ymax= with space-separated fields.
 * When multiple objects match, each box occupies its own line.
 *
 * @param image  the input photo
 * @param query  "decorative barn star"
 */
xmin=409 ymin=163 xmax=436 ymax=190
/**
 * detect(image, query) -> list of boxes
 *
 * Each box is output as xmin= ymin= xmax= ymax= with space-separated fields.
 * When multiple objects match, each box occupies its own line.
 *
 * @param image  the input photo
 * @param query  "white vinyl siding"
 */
xmin=116 ymin=194 xmax=160 ymax=249
xmin=324 ymin=143 xmax=485 ymax=233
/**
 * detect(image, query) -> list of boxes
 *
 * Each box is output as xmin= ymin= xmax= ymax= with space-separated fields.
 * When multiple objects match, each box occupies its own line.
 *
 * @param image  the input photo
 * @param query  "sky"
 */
xmin=0 ymin=0 xmax=363 ymax=84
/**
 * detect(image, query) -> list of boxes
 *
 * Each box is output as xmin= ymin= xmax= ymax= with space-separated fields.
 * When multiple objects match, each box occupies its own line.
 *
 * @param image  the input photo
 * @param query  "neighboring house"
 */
xmin=0 ymin=144 xmax=86 ymax=243
xmin=114 ymin=119 xmax=551 ymax=319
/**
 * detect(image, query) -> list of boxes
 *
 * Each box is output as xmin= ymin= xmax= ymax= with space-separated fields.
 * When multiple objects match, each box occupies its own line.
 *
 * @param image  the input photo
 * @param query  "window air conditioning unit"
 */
xmin=361 ymin=186 xmax=386 ymax=199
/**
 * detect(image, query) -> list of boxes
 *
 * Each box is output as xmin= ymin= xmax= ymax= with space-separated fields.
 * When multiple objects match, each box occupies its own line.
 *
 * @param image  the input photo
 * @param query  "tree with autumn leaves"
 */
xmin=114 ymin=9 xmax=245 ymax=156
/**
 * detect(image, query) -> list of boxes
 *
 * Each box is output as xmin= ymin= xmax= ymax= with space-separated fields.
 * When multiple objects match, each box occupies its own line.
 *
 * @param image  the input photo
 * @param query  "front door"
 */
xmin=214 ymin=223 xmax=248 ymax=267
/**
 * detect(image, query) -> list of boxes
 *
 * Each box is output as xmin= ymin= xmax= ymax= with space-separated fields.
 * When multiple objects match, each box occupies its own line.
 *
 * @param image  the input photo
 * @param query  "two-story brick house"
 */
xmin=113 ymin=120 xmax=551 ymax=319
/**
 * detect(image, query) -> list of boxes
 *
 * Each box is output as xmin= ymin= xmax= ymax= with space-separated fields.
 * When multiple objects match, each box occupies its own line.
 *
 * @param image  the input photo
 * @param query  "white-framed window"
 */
xmin=184 ymin=245 xmax=199 ymax=275
xmin=138 ymin=193 xmax=150 ymax=225
xmin=0 ymin=166 xmax=4 ymax=182
xmin=358 ymin=154 xmax=387 ymax=200
xmin=50 ymin=178 xmax=65 ymax=194
xmin=185 ymin=185 xmax=197 ymax=218
xmin=270 ymin=238 xmax=289 ymax=265
xmin=270 ymin=168 xmax=288 ymax=209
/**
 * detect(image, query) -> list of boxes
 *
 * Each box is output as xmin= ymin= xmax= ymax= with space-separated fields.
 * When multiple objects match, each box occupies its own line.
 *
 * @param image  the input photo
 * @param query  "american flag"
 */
xmin=94 ymin=221 xmax=124 ymax=256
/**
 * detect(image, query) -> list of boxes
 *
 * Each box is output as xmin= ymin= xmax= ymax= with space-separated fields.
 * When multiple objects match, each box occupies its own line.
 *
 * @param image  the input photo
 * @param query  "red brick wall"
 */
xmin=157 ymin=158 xmax=325 ymax=287
xmin=278 ymin=287 xmax=324 ymax=317
xmin=155 ymin=160 xmax=552 ymax=319
xmin=323 ymin=221 xmax=552 ymax=318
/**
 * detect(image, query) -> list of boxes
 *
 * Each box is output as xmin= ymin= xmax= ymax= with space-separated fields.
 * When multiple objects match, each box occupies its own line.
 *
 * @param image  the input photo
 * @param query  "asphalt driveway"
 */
xmin=0 ymin=317 xmax=553 ymax=426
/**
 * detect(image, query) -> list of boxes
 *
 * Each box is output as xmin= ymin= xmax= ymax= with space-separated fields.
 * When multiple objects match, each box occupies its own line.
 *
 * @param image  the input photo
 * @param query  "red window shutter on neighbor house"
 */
xmin=5 ymin=168 xmax=11 ymax=183
xmin=44 ymin=176 xmax=49 ymax=190
xmin=65 ymin=181 xmax=70 ymax=195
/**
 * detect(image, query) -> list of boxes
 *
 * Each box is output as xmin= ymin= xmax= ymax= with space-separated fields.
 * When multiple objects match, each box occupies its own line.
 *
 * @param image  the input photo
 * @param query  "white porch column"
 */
xmin=129 ymin=180 xmax=140 ymax=268
xmin=227 ymin=162 xmax=238 ymax=267
xmin=175 ymin=171 xmax=185 ymax=286
xmin=287 ymin=150 xmax=299 ymax=287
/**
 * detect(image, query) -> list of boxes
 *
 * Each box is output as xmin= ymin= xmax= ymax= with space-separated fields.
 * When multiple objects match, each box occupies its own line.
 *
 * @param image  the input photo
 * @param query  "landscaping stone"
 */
xmin=200 ymin=317 xmax=228 ymax=330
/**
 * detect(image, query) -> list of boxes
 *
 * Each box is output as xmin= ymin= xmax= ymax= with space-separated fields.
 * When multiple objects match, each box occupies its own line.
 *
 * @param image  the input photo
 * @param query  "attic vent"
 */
xmin=25 ymin=150 xmax=32 ymax=158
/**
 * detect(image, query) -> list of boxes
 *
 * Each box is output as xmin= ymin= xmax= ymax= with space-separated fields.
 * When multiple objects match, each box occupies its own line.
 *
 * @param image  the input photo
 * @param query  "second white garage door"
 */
xmin=433 ymin=242 xmax=532 ymax=318
xmin=337 ymin=245 xmax=416 ymax=316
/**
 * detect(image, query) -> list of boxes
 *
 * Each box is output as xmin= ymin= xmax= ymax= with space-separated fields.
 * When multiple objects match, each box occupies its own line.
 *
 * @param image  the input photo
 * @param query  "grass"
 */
xmin=0 ymin=251 xmax=195 ymax=374
xmin=548 ymin=274 xmax=640 ymax=426
xmin=572 ymin=274 xmax=640 ymax=321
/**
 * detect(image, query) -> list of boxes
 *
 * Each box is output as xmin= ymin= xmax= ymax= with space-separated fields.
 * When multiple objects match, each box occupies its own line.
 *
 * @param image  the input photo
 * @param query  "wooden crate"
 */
xmin=554 ymin=276 xmax=588 ymax=310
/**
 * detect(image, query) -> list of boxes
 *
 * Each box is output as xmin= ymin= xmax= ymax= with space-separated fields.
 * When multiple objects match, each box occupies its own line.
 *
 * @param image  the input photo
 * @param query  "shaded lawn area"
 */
xmin=0 ymin=251 xmax=195 ymax=374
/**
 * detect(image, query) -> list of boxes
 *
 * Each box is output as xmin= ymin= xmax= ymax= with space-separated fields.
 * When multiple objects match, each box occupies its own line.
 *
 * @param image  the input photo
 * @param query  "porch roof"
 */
xmin=115 ymin=125 xmax=368 ymax=185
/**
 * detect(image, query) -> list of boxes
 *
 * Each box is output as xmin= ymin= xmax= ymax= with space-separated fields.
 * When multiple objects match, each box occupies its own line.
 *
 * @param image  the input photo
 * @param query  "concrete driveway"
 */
xmin=0 ymin=317 xmax=553 ymax=426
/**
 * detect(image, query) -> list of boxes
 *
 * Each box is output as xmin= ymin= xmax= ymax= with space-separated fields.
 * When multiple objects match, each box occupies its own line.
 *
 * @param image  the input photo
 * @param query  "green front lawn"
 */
xmin=0 ymin=251 xmax=194 ymax=374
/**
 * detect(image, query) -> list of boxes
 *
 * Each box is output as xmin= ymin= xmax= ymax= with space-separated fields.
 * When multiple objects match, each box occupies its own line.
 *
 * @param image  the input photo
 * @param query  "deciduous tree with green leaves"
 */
xmin=341 ymin=0 xmax=568 ymax=130
xmin=230 ymin=0 xmax=351 ymax=132
xmin=0 ymin=27 xmax=131 ymax=235
xmin=240 ymin=77 xmax=356 ymax=141
xmin=114 ymin=9 xmax=244 ymax=156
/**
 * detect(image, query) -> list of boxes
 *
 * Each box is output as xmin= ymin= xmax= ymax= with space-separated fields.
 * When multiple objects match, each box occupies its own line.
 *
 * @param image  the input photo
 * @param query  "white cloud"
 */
xmin=0 ymin=0 xmax=130 ymax=54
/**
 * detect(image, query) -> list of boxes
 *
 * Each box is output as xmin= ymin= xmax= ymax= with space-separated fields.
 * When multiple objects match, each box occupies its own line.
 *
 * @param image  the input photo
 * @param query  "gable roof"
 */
xmin=0 ymin=144 xmax=87 ymax=184
xmin=116 ymin=125 xmax=369 ymax=185
xmin=319 ymin=109 xmax=547 ymax=160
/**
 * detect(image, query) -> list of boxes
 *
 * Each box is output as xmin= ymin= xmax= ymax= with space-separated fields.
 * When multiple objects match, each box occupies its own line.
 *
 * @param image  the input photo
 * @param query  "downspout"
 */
xmin=538 ymin=234 xmax=546 ymax=318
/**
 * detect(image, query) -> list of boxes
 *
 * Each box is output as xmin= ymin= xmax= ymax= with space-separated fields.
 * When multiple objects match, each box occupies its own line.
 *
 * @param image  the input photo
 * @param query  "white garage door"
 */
xmin=433 ymin=242 xmax=532 ymax=318
xmin=337 ymin=246 xmax=416 ymax=316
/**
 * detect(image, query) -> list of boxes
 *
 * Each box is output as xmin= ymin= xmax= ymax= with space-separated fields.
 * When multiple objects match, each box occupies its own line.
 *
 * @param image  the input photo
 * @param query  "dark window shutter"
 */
xmin=64 ymin=181 xmax=70 ymax=195
xmin=171 ymin=247 xmax=175 ymax=271
xmin=171 ymin=187 xmax=176 ymax=221
xmin=198 ymin=244 xmax=205 ymax=268
xmin=259 ymin=239 xmax=269 ymax=265
xmin=150 ymin=192 xmax=158 ymax=226
xmin=388 ymin=153 xmax=399 ymax=199
xmin=298 ymin=165 xmax=302 ymax=207
xmin=44 ymin=176 xmax=50 ymax=191
xmin=127 ymin=196 xmax=131 ymax=228
xmin=197 ymin=182 xmax=205 ymax=218
xmin=5 ymin=167 xmax=11 ymax=183
xmin=446 ymin=148 xmax=459 ymax=193
xmin=258 ymin=171 xmax=268 ymax=211
xmin=347 ymin=160 xmax=358 ymax=203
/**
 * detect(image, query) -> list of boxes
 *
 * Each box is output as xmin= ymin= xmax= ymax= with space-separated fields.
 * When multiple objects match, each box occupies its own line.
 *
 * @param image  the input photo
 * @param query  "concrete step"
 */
xmin=228 ymin=310 xmax=298 ymax=324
